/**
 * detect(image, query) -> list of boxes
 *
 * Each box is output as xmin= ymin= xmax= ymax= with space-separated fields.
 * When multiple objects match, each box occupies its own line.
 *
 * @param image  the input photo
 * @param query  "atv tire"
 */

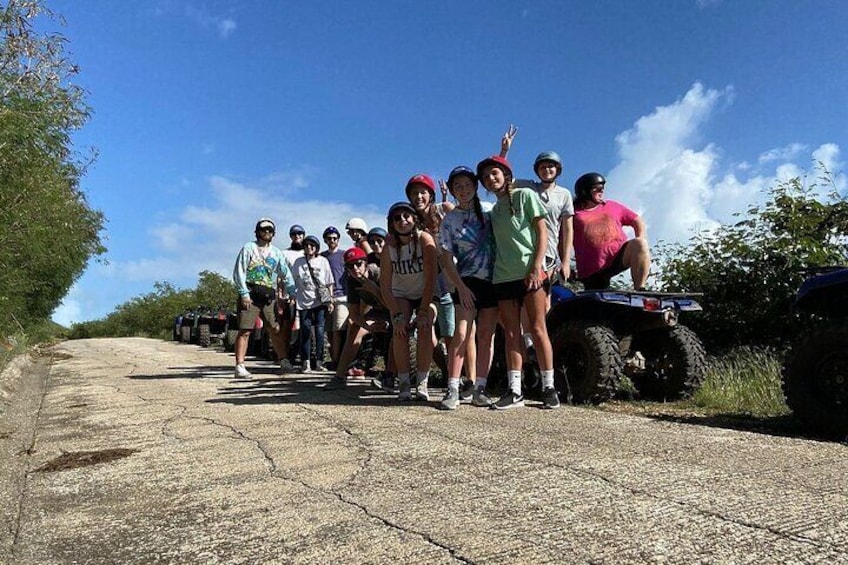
xmin=198 ymin=324 xmax=211 ymax=348
xmin=783 ymin=322 xmax=848 ymax=438
xmin=633 ymin=325 xmax=707 ymax=400
xmin=225 ymin=329 xmax=239 ymax=352
xmin=551 ymin=321 xmax=623 ymax=404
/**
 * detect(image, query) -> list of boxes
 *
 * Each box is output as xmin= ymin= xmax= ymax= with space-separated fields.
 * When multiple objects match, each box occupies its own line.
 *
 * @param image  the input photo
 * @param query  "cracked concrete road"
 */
xmin=1 ymin=337 xmax=847 ymax=564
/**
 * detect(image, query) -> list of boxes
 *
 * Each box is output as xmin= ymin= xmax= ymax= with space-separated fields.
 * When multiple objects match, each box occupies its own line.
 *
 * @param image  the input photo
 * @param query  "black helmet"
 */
xmin=574 ymin=172 xmax=606 ymax=202
xmin=447 ymin=166 xmax=477 ymax=192
xmin=303 ymin=235 xmax=321 ymax=252
xmin=533 ymin=151 xmax=562 ymax=177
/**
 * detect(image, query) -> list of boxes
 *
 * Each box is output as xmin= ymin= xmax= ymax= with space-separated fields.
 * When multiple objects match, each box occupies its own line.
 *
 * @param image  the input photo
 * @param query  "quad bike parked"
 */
xmin=178 ymin=309 xmax=199 ymax=343
xmin=196 ymin=306 xmax=230 ymax=348
xmin=782 ymin=267 xmax=848 ymax=438
xmin=546 ymin=283 xmax=707 ymax=403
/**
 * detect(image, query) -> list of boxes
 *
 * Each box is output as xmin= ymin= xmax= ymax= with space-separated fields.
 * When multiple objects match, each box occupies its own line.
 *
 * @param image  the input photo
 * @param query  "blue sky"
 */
xmin=48 ymin=0 xmax=847 ymax=325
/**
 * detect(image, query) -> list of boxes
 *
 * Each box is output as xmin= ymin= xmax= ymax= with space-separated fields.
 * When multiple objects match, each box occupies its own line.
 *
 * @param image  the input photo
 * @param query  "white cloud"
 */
xmin=606 ymin=82 xmax=842 ymax=253
xmin=184 ymin=5 xmax=237 ymax=39
xmin=758 ymin=143 xmax=808 ymax=164
xmin=52 ymin=293 xmax=82 ymax=327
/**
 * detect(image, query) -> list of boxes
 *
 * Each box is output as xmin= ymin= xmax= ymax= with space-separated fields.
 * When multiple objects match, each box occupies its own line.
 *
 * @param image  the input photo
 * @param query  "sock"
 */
xmin=542 ymin=369 xmax=555 ymax=390
xmin=448 ymin=377 xmax=460 ymax=393
xmin=523 ymin=333 xmax=534 ymax=349
xmin=398 ymin=372 xmax=410 ymax=389
xmin=476 ymin=376 xmax=487 ymax=390
xmin=417 ymin=371 xmax=429 ymax=388
xmin=508 ymin=370 xmax=522 ymax=396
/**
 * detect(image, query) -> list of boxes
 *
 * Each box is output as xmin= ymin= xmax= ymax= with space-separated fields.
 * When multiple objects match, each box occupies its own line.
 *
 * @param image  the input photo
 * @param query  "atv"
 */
xmin=196 ymin=306 xmax=230 ymax=348
xmin=782 ymin=267 xmax=848 ymax=437
xmin=546 ymin=283 xmax=707 ymax=404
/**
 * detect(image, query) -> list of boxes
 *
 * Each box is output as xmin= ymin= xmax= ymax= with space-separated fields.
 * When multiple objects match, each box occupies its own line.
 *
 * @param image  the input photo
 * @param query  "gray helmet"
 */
xmin=574 ymin=172 xmax=606 ymax=202
xmin=303 ymin=235 xmax=321 ymax=251
xmin=534 ymin=151 xmax=562 ymax=177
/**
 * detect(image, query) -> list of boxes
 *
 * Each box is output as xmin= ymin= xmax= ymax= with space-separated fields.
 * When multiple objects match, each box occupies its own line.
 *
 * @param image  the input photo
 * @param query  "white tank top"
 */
xmin=389 ymin=238 xmax=426 ymax=300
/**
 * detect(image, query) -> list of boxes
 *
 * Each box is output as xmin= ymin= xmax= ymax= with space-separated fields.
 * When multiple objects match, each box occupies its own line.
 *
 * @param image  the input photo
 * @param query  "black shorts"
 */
xmin=493 ymin=278 xmax=548 ymax=302
xmin=450 ymin=277 xmax=498 ymax=310
xmin=580 ymin=241 xmax=631 ymax=290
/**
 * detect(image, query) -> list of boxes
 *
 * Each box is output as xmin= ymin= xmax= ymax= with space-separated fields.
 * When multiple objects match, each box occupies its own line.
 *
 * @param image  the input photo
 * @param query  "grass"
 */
xmin=692 ymin=347 xmax=791 ymax=418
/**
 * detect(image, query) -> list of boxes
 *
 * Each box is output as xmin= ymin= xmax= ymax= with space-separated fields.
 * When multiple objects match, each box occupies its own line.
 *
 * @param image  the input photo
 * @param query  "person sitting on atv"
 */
xmin=572 ymin=172 xmax=651 ymax=290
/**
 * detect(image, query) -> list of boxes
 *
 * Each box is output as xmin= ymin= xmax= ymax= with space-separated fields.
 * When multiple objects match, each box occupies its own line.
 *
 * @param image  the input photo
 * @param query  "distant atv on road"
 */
xmin=546 ymin=283 xmax=707 ymax=404
xmin=782 ymin=267 xmax=848 ymax=438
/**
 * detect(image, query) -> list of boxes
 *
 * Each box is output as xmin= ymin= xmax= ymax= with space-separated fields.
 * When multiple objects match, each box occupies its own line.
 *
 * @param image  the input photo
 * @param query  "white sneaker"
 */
xmin=234 ymin=364 xmax=252 ymax=378
xmin=302 ymin=362 xmax=312 ymax=373
xmin=280 ymin=359 xmax=295 ymax=374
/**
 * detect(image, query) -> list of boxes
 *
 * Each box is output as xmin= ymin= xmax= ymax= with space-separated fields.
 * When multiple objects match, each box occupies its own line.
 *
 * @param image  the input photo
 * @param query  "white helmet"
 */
xmin=345 ymin=217 xmax=368 ymax=233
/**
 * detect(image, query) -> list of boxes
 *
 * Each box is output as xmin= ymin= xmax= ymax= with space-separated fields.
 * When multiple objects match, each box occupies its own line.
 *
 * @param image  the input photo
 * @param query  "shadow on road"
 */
xmin=643 ymin=412 xmax=847 ymax=444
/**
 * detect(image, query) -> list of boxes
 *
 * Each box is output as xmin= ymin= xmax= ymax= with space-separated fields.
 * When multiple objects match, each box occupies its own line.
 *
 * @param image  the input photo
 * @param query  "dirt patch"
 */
xmin=35 ymin=448 xmax=139 ymax=473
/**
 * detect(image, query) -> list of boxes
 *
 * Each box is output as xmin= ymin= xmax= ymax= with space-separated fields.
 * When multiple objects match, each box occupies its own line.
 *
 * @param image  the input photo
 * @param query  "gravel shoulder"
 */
xmin=1 ymin=337 xmax=846 ymax=564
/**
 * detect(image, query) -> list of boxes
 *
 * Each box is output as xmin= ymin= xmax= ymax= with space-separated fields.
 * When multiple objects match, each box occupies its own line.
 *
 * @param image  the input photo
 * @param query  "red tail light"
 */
xmin=642 ymin=297 xmax=661 ymax=311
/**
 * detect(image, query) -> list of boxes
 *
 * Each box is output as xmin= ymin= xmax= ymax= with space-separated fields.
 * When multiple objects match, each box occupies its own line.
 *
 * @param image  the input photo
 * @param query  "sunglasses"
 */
xmin=392 ymin=212 xmax=414 ymax=223
xmin=345 ymin=259 xmax=367 ymax=269
xmin=291 ymin=232 xmax=305 ymax=237
xmin=325 ymin=236 xmax=339 ymax=241
xmin=258 ymin=227 xmax=275 ymax=233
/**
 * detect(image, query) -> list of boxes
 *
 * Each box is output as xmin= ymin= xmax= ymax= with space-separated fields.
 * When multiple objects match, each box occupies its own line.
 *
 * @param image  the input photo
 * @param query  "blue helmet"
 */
xmin=367 ymin=226 xmax=387 ymax=242
xmin=289 ymin=224 xmax=305 ymax=236
xmin=303 ymin=235 xmax=321 ymax=251
xmin=323 ymin=226 xmax=340 ymax=239
xmin=447 ymin=166 xmax=477 ymax=191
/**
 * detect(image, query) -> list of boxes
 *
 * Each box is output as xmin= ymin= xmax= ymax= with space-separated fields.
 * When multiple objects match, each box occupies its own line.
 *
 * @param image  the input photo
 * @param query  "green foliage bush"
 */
xmin=67 ymin=271 xmax=236 ymax=339
xmin=0 ymin=0 xmax=105 ymax=337
xmin=658 ymin=169 xmax=848 ymax=350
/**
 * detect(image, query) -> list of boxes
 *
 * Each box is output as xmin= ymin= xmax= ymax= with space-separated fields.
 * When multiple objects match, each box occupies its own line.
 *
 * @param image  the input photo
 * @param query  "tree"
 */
xmin=0 ymin=0 xmax=105 ymax=335
xmin=657 ymin=168 xmax=848 ymax=351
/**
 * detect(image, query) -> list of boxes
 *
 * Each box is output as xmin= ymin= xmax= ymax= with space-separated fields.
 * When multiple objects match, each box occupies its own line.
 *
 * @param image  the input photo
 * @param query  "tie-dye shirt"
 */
xmin=439 ymin=201 xmax=495 ymax=282
xmin=233 ymin=241 xmax=296 ymax=297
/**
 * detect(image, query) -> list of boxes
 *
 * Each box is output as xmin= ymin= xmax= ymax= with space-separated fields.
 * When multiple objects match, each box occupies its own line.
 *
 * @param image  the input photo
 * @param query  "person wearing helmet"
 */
xmin=232 ymin=218 xmax=297 ymax=378
xmin=572 ymin=172 xmax=650 ymax=290
xmin=345 ymin=218 xmax=373 ymax=256
xmin=321 ymin=226 xmax=349 ymax=370
xmin=366 ymin=226 xmax=387 ymax=265
xmin=436 ymin=166 xmax=500 ymax=410
xmin=406 ymin=173 xmax=455 ymax=377
xmin=476 ymin=156 xmax=559 ymax=410
xmin=276 ymin=223 xmax=308 ymax=371
xmin=380 ymin=200 xmax=439 ymax=402
xmin=499 ymin=124 xmax=574 ymax=285
xmin=323 ymin=247 xmax=393 ymax=390
xmin=290 ymin=235 xmax=335 ymax=372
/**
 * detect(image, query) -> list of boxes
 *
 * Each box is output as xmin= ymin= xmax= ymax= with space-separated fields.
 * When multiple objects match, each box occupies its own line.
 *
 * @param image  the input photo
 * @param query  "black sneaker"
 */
xmin=371 ymin=372 xmax=396 ymax=393
xmin=322 ymin=376 xmax=347 ymax=391
xmin=458 ymin=379 xmax=475 ymax=402
xmin=542 ymin=387 xmax=560 ymax=409
xmin=490 ymin=392 xmax=525 ymax=410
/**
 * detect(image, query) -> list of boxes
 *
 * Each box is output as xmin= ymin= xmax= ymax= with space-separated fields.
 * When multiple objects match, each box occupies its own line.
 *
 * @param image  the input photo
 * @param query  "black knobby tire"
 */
xmin=551 ymin=321 xmax=623 ymax=404
xmin=783 ymin=322 xmax=848 ymax=438
xmin=225 ymin=329 xmax=238 ymax=352
xmin=632 ymin=325 xmax=707 ymax=400
xmin=198 ymin=324 xmax=211 ymax=348
xmin=180 ymin=325 xmax=191 ymax=343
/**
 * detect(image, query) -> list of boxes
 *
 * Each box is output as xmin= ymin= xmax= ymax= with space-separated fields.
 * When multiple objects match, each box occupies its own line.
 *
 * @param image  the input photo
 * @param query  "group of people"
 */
xmin=231 ymin=126 xmax=651 ymax=411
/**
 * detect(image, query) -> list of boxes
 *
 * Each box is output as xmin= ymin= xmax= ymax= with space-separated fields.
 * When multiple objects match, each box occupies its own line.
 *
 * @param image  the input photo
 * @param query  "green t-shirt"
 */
xmin=490 ymin=187 xmax=547 ymax=284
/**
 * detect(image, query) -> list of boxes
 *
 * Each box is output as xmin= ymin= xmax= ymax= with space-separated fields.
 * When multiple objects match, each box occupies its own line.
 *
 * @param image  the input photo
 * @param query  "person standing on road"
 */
xmin=436 ymin=166 xmax=499 ymax=410
xmin=321 ymin=226 xmax=348 ymax=370
xmin=380 ymin=200 xmax=439 ymax=402
xmin=232 ymin=218 xmax=296 ymax=378
xmin=572 ymin=172 xmax=651 ymax=290
xmin=277 ymin=224 xmax=308 ymax=371
xmin=291 ymin=235 xmax=335 ymax=372
xmin=477 ymin=156 xmax=560 ymax=410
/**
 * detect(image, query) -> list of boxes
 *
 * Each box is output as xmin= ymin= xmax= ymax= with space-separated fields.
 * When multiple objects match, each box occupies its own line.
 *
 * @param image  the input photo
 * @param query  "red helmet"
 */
xmin=476 ymin=155 xmax=513 ymax=179
xmin=343 ymin=247 xmax=368 ymax=265
xmin=405 ymin=173 xmax=436 ymax=200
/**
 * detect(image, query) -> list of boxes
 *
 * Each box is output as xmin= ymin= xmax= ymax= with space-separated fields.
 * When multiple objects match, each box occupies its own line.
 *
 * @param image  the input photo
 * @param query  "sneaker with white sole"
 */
xmin=472 ymin=388 xmax=494 ymax=407
xmin=490 ymin=391 xmax=525 ymax=410
xmin=302 ymin=362 xmax=312 ymax=373
xmin=542 ymin=387 xmax=560 ymax=409
xmin=371 ymin=373 xmax=396 ymax=393
xmin=414 ymin=379 xmax=430 ymax=401
xmin=458 ymin=379 xmax=475 ymax=402
xmin=438 ymin=390 xmax=460 ymax=411
xmin=234 ymin=364 xmax=252 ymax=378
